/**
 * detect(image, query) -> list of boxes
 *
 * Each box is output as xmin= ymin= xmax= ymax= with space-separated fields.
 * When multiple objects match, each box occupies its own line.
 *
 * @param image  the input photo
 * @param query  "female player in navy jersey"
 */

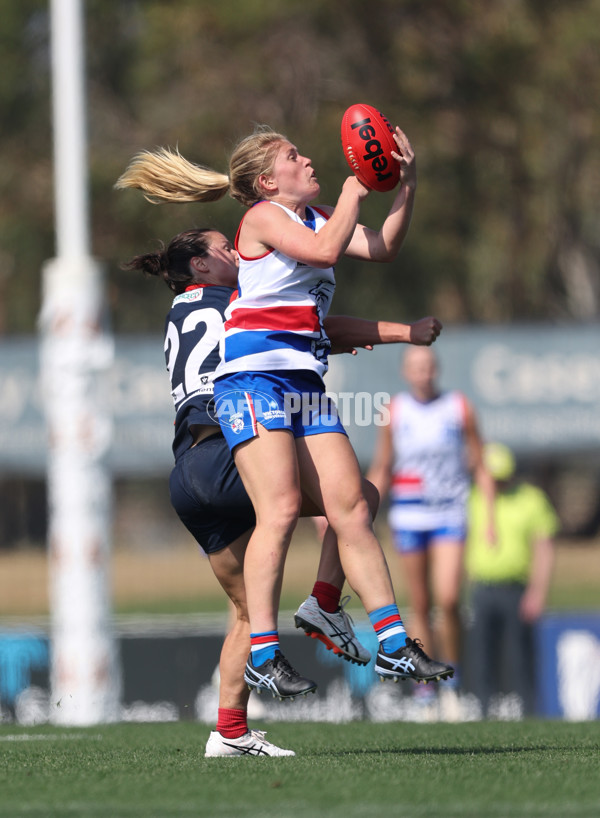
xmin=123 ymin=226 xmax=442 ymax=755
xmin=117 ymin=126 xmax=453 ymax=707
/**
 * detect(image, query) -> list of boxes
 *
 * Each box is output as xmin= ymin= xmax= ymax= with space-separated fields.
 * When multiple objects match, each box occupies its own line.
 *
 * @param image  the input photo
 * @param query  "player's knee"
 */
xmin=438 ymin=596 xmax=460 ymax=617
xmin=258 ymin=492 xmax=301 ymax=538
xmin=227 ymin=593 xmax=249 ymax=622
xmin=328 ymin=494 xmax=372 ymax=535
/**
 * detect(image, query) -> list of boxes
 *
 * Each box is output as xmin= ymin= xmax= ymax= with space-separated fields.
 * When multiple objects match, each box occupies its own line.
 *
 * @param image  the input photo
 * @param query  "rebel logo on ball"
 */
xmin=350 ymin=117 xmax=394 ymax=185
xmin=341 ymin=103 xmax=400 ymax=192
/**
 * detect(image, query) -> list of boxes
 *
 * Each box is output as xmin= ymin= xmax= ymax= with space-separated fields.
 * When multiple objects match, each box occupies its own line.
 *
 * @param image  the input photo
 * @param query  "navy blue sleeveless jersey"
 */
xmin=164 ymin=284 xmax=234 ymax=460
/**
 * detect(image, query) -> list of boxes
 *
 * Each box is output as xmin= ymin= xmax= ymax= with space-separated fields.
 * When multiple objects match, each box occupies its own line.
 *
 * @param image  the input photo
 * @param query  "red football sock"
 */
xmin=312 ymin=581 xmax=341 ymax=613
xmin=216 ymin=707 xmax=248 ymax=739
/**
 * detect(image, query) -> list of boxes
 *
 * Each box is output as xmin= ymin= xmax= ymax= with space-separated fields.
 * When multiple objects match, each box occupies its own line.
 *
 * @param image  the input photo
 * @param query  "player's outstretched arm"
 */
xmin=323 ymin=315 xmax=442 ymax=355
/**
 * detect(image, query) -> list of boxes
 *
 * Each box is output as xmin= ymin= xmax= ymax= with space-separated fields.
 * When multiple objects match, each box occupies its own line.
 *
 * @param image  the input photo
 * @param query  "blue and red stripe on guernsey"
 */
xmin=391 ymin=473 xmax=425 ymax=505
xmin=215 ymin=202 xmax=335 ymax=381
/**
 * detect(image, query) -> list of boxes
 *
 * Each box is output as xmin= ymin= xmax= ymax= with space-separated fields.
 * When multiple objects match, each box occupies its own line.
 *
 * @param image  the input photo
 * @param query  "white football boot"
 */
xmin=205 ymin=729 xmax=295 ymax=757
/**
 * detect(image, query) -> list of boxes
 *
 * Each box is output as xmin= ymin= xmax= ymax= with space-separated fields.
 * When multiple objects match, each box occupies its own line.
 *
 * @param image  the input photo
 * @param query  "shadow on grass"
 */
xmin=315 ymin=744 xmax=567 ymax=757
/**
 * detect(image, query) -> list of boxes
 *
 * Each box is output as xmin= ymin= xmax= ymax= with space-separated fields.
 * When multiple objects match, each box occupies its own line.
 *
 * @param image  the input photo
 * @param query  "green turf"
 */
xmin=0 ymin=721 xmax=598 ymax=817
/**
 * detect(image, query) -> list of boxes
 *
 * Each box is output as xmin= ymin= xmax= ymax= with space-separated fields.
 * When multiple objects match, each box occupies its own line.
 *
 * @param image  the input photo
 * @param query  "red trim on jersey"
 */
xmin=392 ymin=474 xmax=423 ymax=488
xmin=234 ymin=205 xmax=273 ymax=261
xmin=311 ymin=205 xmax=331 ymax=221
xmin=224 ymin=304 xmax=320 ymax=333
xmin=234 ymin=203 xmax=331 ymax=260
xmin=184 ymin=283 xmax=219 ymax=291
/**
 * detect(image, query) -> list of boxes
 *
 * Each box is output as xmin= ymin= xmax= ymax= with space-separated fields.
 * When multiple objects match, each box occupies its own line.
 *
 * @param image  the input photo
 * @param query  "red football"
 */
xmin=341 ymin=103 xmax=400 ymax=192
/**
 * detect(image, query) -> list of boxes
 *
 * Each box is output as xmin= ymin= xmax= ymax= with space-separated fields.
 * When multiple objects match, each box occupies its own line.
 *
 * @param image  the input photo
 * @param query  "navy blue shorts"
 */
xmin=169 ymin=432 xmax=256 ymax=555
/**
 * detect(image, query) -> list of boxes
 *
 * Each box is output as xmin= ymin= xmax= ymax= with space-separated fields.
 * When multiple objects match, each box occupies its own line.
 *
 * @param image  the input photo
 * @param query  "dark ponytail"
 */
xmin=122 ymin=228 xmax=214 ymax=294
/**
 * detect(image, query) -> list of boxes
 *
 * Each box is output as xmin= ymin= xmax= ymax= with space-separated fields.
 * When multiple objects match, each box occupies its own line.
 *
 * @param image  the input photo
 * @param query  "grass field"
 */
xmin=0 ymin=721 xmax=598 ymax=818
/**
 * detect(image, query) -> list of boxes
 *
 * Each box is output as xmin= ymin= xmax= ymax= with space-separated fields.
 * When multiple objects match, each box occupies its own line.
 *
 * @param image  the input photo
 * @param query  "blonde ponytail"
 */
xmin=116 ymin=127 xmax=288 ymax=209
xmin=114 ymin=147 xmax=230 ymax=204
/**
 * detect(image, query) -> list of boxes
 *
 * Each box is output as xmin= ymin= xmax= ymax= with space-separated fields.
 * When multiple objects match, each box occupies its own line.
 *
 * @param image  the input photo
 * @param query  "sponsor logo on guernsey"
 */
xmin=262 ymin=410 xmax=287 ymax=421
xmin=173 ymin=289 xmax=205 ymax=305
xmin=262 ymin=399 xmax=286 ymax=422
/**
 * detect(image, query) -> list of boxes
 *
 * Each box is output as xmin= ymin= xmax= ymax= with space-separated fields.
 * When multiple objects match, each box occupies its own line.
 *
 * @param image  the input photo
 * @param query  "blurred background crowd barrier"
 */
xmin=2 ymin=324 xmax=600 ymax=476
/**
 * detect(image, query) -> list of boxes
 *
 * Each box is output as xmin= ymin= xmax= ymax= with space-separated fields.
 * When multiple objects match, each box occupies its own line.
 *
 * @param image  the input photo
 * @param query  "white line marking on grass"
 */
xmin=0 ymin=733 xmax=103 ymax=742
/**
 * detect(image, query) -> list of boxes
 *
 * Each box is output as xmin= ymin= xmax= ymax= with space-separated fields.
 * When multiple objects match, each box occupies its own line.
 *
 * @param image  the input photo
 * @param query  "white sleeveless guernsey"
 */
xmin=215 ymin=202 xmax=335 ymax=380
xmin=388 ymin=391 xmax=471 ymax=531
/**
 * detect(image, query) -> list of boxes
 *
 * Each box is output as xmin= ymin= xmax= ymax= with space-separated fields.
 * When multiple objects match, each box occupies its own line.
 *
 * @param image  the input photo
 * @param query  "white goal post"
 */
xmin=39 ymin=0 xmax=120 ymax=725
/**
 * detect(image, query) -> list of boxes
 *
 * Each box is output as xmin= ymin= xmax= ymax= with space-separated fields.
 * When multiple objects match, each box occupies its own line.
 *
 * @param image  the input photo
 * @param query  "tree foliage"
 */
xmin=0 ymin=0 xmax=599 ymax=333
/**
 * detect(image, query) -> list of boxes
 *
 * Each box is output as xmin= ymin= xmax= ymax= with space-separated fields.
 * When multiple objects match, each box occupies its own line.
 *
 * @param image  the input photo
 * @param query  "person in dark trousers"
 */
xmin=465 ymin=442 xmax=557 ymax=718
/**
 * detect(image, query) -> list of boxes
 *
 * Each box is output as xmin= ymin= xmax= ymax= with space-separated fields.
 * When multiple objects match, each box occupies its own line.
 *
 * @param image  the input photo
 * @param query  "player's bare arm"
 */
xmin=324 ymin=315 xmax=442 ymax=355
